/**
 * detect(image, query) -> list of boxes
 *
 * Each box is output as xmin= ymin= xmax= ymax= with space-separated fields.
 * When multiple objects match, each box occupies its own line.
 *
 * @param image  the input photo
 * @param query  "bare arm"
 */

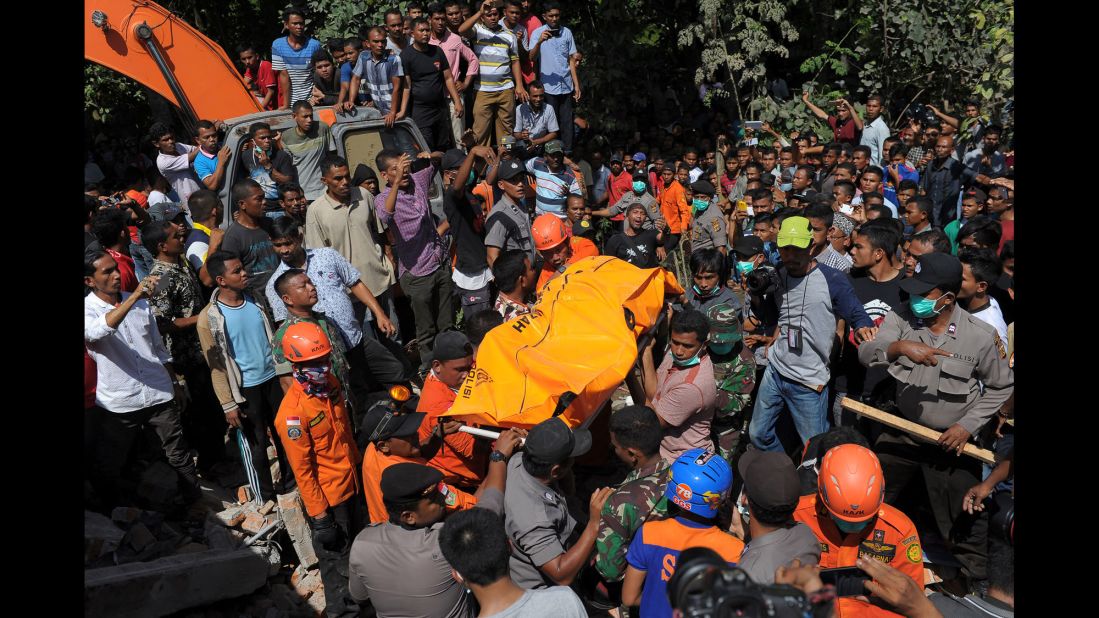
xmin=458 ymin=4 xmax=485 ymax=37
xmin=801 ymin=91 xmax=829 ymax=121
xmin=537 ymin=487 xmax=614 ymax=586
xmin=486 ymin=245 xmax=501 ymax=267
xmin=278 ymin=71 xmax=290 ymax=109
xmin=511 ymin=58 xmax=527 ymax=103
xmin=927 ymin=105 xmax=959 ymax=129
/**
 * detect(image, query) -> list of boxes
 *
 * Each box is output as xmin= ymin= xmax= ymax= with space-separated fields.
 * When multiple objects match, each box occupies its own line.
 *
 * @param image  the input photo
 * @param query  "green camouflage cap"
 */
xmin=706 ymin=303 xmax=742 ymax=344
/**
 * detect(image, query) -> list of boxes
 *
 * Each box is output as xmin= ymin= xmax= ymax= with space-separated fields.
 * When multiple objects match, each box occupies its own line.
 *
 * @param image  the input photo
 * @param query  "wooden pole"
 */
xmin=840 ymin=397 xmax=996 ymax=465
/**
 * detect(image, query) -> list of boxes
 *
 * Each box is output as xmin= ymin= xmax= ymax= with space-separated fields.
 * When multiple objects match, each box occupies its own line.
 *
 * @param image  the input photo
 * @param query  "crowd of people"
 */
xmin=83 ymin=1 xmax=1015 ymax=617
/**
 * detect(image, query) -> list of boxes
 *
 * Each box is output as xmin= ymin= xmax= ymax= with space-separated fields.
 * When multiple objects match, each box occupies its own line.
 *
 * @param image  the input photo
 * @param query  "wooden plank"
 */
xmin=840 ymin=398 xmax=996 ymax=465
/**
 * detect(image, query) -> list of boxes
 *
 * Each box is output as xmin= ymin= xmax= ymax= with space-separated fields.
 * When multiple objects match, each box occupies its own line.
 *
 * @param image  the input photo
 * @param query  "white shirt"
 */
xmin=969 ymin=296 xmax=1009 ymax=343
xmin=84 ymin=292 xmax=175 ymax=413
xmin=860 ymin=116 xmax=889 ymax=166
xmin=156 ymin=144 xmax=203 ymax=210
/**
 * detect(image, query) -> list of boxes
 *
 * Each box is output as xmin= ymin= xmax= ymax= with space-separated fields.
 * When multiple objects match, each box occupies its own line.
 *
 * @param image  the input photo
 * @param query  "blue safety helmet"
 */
xmin=664 ymin=448 xmax=733 ymax=519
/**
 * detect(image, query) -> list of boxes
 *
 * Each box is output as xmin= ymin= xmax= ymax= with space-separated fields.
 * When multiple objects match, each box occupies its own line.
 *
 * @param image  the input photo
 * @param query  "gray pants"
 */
xmin=360 ymin=288 xmax=403 ymax=346
xmin=400 ymin=265 xmax=456 ymax=369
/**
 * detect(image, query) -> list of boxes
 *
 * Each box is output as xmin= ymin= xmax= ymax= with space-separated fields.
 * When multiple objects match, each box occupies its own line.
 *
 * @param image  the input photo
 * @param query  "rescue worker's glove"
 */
xmin=310 ymin=514 xmax=344 ymax=551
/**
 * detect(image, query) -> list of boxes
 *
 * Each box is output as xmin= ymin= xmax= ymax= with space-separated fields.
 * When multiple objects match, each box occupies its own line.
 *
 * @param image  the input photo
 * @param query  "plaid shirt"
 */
xmin=375 ymin=163 xmax=445 ymax=278
xmin=353 ymin=52 xmax=404 ymax=114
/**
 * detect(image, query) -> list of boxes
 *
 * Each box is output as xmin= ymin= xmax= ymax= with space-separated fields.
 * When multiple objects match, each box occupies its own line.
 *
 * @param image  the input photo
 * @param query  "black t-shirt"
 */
xmin=833 ymin=267 xmax=905 ymax=399
xmin=443 ymin=187 xmax=488 ymax=276
xmin=604 ymin=229 xmax=660 ymax=268
xmin=400 ymin=44 xmax=449 ymax=107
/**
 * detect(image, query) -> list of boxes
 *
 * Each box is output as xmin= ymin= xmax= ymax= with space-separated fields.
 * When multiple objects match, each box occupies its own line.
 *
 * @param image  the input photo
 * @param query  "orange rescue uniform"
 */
xmin=274 ymin=378 xmax=361 ymax=518
xmin=360 ymin=443 xmax=478 ymax=524
xmin=659 ymin=180 xmax=689 ymax=233
xmin=417 ymin=373 xmax=488 ymax=487
xmin=536 ymin=237 xmax=600 ymax=289
xmin=793 ymin=494 xmax=924 ymax=618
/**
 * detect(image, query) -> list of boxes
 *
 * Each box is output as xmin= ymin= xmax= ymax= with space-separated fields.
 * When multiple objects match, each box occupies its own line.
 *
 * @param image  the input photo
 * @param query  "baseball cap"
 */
xmin=380 ymin=462 xmax=443 ymax=502
xmin=572 ymin=218 xmax=596 ymax=239
xmin=899 ymin=252 xmax=963 ymax=297
xmin=610 ymin=153 xmax=624 ymax=163
xmin=706 ymin=303 xmax=742 ymax=344
xmin=965 ymin=187 xmax=988 ymax=203
xmin=441 ymin=148 xmax=467 ymax=171
xmin=433 ymin=330 xmax=474 ymax=362
xmin=732 ymin=235 xmax=765 ymax=258
xmin=362 ymin=405 xmax=425 ymax=442
xmin=544 ymin=140 xmax=564 ymax=155
xmin=689 ymin=180 xmax=716 ymax=197
xmin=632 ymin=152 xmax=647 ymax=162
xmin=496 ymin=159 xmax=526 ymax=182
xmin=632 ymin=170 xmax=648 ymax=182
xmin=148 ymin=201 xmax=183 ymax=222
xmin=737 ymin=449 xmax=800 ymax=512
xmin=776 ymin=216 xmax=813 ymax=249
xmin=524 ymin=417 xmax=591 ymax=465
xmin=351 ymin=163 xmax=378 ymax=186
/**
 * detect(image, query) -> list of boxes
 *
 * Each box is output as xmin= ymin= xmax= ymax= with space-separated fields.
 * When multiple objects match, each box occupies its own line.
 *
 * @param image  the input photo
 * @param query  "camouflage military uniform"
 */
xmin=594 ymin=459 xmax=670 ymax=582
xmin=711 ymin=344 xmax=757 ymax=464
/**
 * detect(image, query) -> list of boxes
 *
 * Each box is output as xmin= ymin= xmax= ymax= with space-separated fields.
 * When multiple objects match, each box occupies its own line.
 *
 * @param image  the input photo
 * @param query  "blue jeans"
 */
xmin=748 ymin=364 xmax=831 ymax=452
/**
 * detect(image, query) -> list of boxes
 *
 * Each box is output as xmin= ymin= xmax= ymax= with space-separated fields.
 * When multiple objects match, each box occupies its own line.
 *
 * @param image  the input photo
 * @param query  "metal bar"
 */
xmin=134 ymin=21 xmax=199 ymax=134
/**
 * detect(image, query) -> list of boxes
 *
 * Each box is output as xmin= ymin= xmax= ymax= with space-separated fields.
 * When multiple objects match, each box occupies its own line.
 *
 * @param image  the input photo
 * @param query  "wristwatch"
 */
xmin=489 ymin=450 xmax=507 ymax=463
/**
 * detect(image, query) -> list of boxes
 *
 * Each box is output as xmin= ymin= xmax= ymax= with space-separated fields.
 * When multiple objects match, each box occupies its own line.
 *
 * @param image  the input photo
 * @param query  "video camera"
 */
xmin=667 ymin=548 xmax=829 ymax=618
xmin=746 ymin=264 xmax=779 ymax=297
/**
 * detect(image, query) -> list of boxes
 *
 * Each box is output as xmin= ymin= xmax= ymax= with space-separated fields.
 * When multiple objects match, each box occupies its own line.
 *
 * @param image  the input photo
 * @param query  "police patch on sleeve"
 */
xmin=994 ymin=333 xmax=1007 ymax=359
xmin=906 ymin=543 xmax=922 ymax=563
xmin=287 ymin=427 xmax=303 ymax=440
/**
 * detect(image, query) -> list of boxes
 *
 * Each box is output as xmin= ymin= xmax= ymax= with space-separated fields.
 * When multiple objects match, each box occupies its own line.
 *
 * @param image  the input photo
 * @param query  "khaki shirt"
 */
xmin=690 ymin=204 xmax=726 ymax=251
xmin=608 ymin=192 xmax=664 ymax=230
xmin=304 ymin=187 xmax=395 ymax=296
xmin=858 ymin=304 xmax=1013 ymax=435
xmin=504 ymin=453 xmax=577 ymax=589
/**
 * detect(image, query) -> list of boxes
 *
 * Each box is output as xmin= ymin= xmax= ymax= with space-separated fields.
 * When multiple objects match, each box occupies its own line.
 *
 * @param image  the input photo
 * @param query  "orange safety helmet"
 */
xmin=531 ymin=213 xmax=570 ymax=251
xmin=282 ymin=322 xmax=333 ymax=363
xmin=817 ymin=444 xmax=885 ymax=523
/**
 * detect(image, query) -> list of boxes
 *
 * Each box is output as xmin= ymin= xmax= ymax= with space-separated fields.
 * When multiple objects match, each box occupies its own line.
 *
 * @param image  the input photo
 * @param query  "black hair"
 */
xmin=887 ymin=143 xmax=909 ymax=160
xmin=984 ymin=124 xmax=1004 ymax=138
xmin=866 ymin=93 xmax=885 ymax=106
xmin=910 ymin=197 xmax=934 ymax=217
xmin=231 ymin=178 xmax=262 ymax=207
xmin=147 ymin=121 xmax=173 ymax=144
xmin=853 ymin=145 xmax=871 ymax=158
xmin=279 ymin=182 xmax=305 ymax=199
xmin=291 ymin=100 xmax=313 ymax=114
xmin=835 ymin=162 xmax=856 ymax=176
xmin=861 ymin=191 xmax=884 ymax=205
xmin=912 ymin=228 xmax=953 ymax=254
xmin=384 ymin=7 xmax=403 ymax=20
xmin=542 ymin=1 xmax=562 ymax=12
xmin=527 ymin=79 xmax=544 ymax=91
xmin=408 ymin=1 xmax=427 ymax=11
xmin=384 ymin=495 xmax=426 ymax=525
xmin=85 ymin=194 xmax=100 ymax=222
xmin=957 ymin=215 xmax=1002 ymax=249
xmin=689 ymin=247 xmax=728 ymax=282
xmin=795 ymin=164 xmax=816 ymax=178
xmin=344 ymin=38 xmax=363 ymax=51
xmin=780 ymin=146 xmax=796 ymax=156
xmin=744 ymin=161 xmax=763 ymax=174
xmin=85 ymin=250 xmax=109 ymax=279
xmin=274 ymin=268 xmax=307 ymax=298
xmin=122 ymin=166 xmax=145 ymax=188
xmin=521 ymin=452 xmax=556 ymax=479
xmin=999 ymin=239 xmax=1014 ymax=263
xmin=320 ymin=154 xmax=349 ymax=176
xmin=410 ymin=16 xmax=430 ymax=29
xmin=188 ymin=189 xmax=220 ymax=222
xmin=817 ymin=426 xmax=870 ymax=458
xmin=752 ymin=212 xmax=774 ymax=227
xmin=465 ymin=310 xmax=504 ymax=346
xmin=270 ymin=215 xmax=304 ymax=241
xmin=91 ymin=208 xmax=129 ymax=248
xmin=608 ymin=405 xmax=662 ymax=457
xmin=492 ymin=250 xmax=529 ymax=293
xmin=196 ymin=119 xmax=217 ymax=134
xmin=897 ymin=179 xmax=919 ymax=193
xmin=141 ymin=220 xmax=175 ymax=256
xmin=861 ymin=165 xmax=883 ymax=180
xmin=311 ymin=47 xmax=333 ymax=64
xmin=748 ymin=188 xmax=772 ymax=202
xmin=670 ymin=308 xmax=710 ymax=342
xmin=326 ymin=37 xmax=345 ymax=53
xmin=85 ymin=181 xmax=103 ymax=194
xmin=236 ymin=42 xmax=258 ymax=55
xmin=840 ymin=144 xmax=854 ymax=158
xmin=804 ymin=203 xmax=834 ymax=229
xmin=757 ymin=146 xmax=776 ymax=158
xmin=283 ymin=6 xmax=306 ymax=21
xmin=438 ymin=508 xmax=512 ymax=586
xmin=853 ymin=218 xmax=900 ymax=256
xmin=205 ymin=250 xmax=241 ymax=281
xmin=825 ymin=143 xmax=843 ymax=156
xmin=746 ymin=496 xmax=795 ymax=527
xmin=987 ymin=531 xmax=1014 ymax=596
xmin=833 ymin=181 xmax=856 ymax=199
xmin=958 ymin=247 xmax=1001 ymax=287
xmin=375 ymin=148 xmax=403 ymax=173
xmin=248 ymin=121 xmax=272 ymax=138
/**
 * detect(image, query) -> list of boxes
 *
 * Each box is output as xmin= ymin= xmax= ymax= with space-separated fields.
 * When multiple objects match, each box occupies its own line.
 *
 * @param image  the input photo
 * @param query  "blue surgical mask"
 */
xmin=672 ymin=348 xmax=703 ymax=368
xmin=692 ymin=284 xmax=717 ymax=298
xmin=709 ymin=342 xmax=734 ymax=355
xmin=831 ymin=514 xmax=872 ymax=534
xmin=736 ymin=261 xmax=755 ymax=275
xmin=468 ymin=170 xmax=475 ymax=185
xmin=781 ymin=182 xmax=792 ymax=192
xmin=632 ymin=181 xmax=647 ymax=193
xmin=692 ymin=198 xmax=710 ymax=212
xmin=909 ymin=293 xmax=950 ymax=318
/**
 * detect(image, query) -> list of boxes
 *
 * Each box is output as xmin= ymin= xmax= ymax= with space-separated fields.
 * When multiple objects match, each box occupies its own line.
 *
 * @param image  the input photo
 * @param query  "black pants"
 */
xmin=90 ymin=400 xmax=197 ymax=507
xmin=545 ymin=91 xmax=575 ymax=153
xmin=345 ymin=336 xmax=414 ymax=414
xmin=411 ymin=102 xmax=452 ymax=152
xmin=238 ymin=377 xmax=292 ymax=501
xmin=180 ymin=366 xmax=228 ymax=473
xmin=874 ymin=428 xmax=988 ymax=580
xmin=309 ymin=498 xmax=364 ymax=618
xmin=399 ymin=266 xmax=456 ymax=370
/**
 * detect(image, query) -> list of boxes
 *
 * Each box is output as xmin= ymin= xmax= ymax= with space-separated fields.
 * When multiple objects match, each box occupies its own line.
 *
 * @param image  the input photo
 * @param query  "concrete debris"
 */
xmin=174 ymin=542 xmax=209 ymax=555
xmin=204 ymin=514 xmax=239 ymax=550
xmin=259 ymin=500 xmax=277 ymax=516
xmin=238 ymin=485 xmax=255 ymax=504
xmin=125 ymin=522 xmax=157 ymax=552
xmin=137 ymin=461 xmax=181 ymax=510
xmin=85 ymin=510 xmax=126 ymax=566
xmin=110 ymin=507 xmax=144 ymax=525
xmin=277 ymin=490 xmax=318 ymax=569
xmin=216 ymin=506 xmax=247 ymax=527
xmin=241 ymin=512 xmax=270 ymax=535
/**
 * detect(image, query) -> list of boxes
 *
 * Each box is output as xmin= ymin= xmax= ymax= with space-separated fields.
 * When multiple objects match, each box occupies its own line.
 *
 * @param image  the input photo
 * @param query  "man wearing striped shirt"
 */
xmin=272 ymin=8 xmax=323 ymax=109
xmin=460 ymin=1 xmax=529 ymax=147
xmin=344 ymin=26 xmax=407 ymax=127
xmin=525 ymin=140 xmax=581 ymax=218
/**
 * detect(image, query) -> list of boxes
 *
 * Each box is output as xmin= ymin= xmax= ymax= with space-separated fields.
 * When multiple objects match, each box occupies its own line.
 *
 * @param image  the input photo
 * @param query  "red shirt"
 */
xmin=998 ymin=219 xmax=1013 ymax=253
xmin=520 ymin=15 xmax=543 ymax=85
xmin=105 ymin=249 xmax=138 ymax=293
xmin=606 ymin=171 xmax=633 ymax=220
xmin=245 ymin=60 xmax=278 ymax=110
xmin=827 ymin=115 xmax=861 ymax=145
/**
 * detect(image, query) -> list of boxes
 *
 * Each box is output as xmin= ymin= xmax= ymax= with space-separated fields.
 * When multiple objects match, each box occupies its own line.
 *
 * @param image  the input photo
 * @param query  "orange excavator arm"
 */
xmin=85 ymin=0 xmax=262 ymax=125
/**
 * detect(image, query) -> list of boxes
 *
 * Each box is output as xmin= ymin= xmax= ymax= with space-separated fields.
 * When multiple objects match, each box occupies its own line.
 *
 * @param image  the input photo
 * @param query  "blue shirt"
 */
xmin=265 ymin=248 xmax=364 ymax=348
xmin=193 ymin=149 xmax=219 ymax=182
xmin=524 ymin=157 xmax=581 ymax=216
xmin=219 ymin=299 xmax=277 ymax=387
xmin=271 ymin=37 xmax=322 ymax=106
xmin=530 ymin=25 xmax=577 ymax=95
xmin=353 ymin=52 xmax=404 ymax=114
xmin=340 ymin=61 xmax=368 ymax=104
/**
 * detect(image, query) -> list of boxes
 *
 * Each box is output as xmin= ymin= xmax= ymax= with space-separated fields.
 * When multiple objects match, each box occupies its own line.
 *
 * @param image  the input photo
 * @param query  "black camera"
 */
xmin=988 ymin=490 xmax=1014 ymax=546
xmin=746 ymin=264 xmax=778 ymax=296
xmin=667 ymin=548 xmax=825 ymax=618
xmin=907 ymin=103 xmax=939 ymax=129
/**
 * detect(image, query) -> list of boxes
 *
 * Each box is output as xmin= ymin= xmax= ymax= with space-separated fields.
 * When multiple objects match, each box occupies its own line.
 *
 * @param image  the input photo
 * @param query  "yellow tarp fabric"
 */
xmin=443 ymin=256 xmax=684 ymax=429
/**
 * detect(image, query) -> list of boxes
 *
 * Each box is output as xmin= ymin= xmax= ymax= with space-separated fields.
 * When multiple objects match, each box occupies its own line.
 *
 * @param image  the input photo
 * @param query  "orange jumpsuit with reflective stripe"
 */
xmin=793 ymin=494 xmax=925 ymax=618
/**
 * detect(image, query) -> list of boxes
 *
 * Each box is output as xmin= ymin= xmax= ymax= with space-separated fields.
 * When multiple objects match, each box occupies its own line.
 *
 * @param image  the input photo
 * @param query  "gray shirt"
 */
xmin=484 ymin=194 xmax=536 ymax=263
xmin=348 ymin=489 xmax=503 ymax=618
xmin=608 ymin=192 xmax=663 ymax=230
xmin=860 ymin=116 xmax=889 ymax=166
xmin=483 ymin=587 xmax=587 ymax=618
xmin=689 ymin=204 xmax=726 ymax=251
xmin=737 ymin=523 xmax=821 ymax=584
xmin=503 ymin=453 xmax=577 ymax=589
xmin=514 ymin=102 xmax=559 ymax=140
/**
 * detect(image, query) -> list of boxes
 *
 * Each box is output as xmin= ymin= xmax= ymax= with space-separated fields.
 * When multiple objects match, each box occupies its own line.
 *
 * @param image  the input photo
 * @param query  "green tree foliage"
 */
xmin=85 ymin=63 xmax=148 ymax=128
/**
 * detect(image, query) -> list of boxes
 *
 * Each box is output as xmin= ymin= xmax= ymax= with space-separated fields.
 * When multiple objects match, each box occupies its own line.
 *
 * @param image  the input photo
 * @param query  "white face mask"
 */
xmin=736 ymin=489 xmax=750 ymax=523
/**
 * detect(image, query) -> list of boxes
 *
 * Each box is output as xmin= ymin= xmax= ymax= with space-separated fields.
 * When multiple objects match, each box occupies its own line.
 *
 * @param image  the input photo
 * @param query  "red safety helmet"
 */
xmin=532 ymin=213 xmax=570 ymax=251
xmin=817 ymin=444 xmax=885 ymax=523
xmin=282 ymin=322 xmax=332 ymax=363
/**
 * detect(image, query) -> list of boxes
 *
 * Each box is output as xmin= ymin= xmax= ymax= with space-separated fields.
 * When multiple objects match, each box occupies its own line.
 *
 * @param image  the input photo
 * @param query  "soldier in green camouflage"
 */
xmin=594 ymin=405 xmax=671 ymax=584
xmin=706 ymin=303 xmax=757 ymax=466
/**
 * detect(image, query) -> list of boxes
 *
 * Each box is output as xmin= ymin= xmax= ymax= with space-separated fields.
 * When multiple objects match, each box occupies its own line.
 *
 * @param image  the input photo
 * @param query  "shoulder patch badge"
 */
xmin=287 ymin=427 xmax=303 ymax=440
xmin=906 ymin=543 xmax=922 ymax=563
xmin=309 ymin=411 xmax=326 ymax=427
